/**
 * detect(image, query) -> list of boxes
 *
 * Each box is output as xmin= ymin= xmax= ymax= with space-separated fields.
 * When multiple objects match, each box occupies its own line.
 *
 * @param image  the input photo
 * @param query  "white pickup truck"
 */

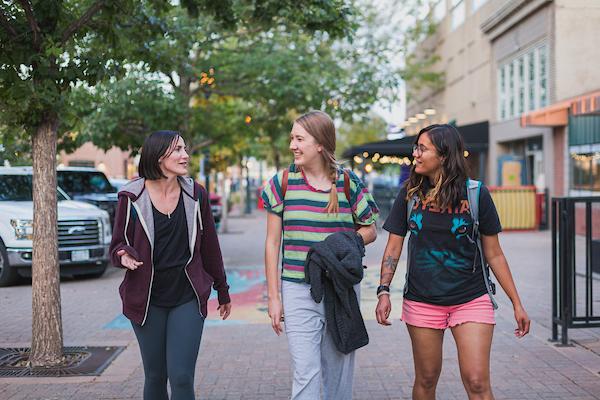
xmin=0 ymin=167 xmax=112 ymax=286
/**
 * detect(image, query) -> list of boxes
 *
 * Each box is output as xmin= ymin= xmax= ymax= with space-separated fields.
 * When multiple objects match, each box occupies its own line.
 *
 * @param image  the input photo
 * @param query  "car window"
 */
xmin=57 ymin=171 xmax=116 ymax=195
xmin=0 ymin=175 xmax=67 ymax=201
xmin=0 ymin=175 xmax=32 ymax=201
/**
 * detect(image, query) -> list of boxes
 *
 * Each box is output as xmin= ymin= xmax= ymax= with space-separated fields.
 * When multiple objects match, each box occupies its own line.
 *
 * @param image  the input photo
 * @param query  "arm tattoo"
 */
xmin=380 ymin=255 xmax=399 ymax=286
xmin=383 ymin=255 xmax=399 ymax=272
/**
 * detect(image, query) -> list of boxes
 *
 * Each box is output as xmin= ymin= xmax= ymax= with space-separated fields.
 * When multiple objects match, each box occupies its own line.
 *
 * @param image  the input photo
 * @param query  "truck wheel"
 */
xmin=0 ymin=242 xmax=19 ymax=287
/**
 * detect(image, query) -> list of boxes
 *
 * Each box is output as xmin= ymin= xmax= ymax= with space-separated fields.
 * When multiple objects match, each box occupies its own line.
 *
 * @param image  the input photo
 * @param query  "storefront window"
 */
xmin=571 ymin=152 xmax=600 ymax=191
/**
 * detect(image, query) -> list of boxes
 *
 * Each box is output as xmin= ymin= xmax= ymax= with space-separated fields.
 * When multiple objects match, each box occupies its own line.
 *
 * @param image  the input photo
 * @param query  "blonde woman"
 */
xmin=262 ymin=111 xmax=379 ymax=399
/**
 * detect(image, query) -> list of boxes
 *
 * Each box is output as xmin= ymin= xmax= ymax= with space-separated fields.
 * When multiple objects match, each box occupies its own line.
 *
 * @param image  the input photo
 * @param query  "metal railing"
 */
xmin=551 ymin=197 xmax=600 ymax=345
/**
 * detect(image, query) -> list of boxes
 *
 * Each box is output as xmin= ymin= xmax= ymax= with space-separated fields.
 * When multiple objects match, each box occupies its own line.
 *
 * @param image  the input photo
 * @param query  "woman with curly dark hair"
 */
xmin=375 ymin=124 xmax=530 ymax=400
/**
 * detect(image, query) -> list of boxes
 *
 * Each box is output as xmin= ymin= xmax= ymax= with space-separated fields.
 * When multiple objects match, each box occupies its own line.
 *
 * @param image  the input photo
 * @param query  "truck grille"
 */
xmin=58 ymin=219 xmax=100 ymax=247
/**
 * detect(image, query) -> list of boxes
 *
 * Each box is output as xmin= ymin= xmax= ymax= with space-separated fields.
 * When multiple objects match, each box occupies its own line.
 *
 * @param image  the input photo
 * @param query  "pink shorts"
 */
xmin=401 ymin=294 xmax=495 ymax=330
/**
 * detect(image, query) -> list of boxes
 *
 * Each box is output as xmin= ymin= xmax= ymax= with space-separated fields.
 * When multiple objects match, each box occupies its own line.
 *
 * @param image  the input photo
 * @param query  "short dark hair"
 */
xmin=138 ymin=131 xmax=181 ymax=180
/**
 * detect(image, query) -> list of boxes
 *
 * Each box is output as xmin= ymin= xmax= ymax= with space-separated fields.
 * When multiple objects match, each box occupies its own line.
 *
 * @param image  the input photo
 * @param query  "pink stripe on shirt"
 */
xmin=284 ymin=245 xmax=311 ymax=252
xmin=284 ymin=205 xmax=352 ymax=213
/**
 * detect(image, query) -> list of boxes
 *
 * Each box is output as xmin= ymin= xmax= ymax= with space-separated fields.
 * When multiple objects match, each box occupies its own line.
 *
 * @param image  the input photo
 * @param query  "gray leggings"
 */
xmin=131 ymin=299 xmax=205 ymax=400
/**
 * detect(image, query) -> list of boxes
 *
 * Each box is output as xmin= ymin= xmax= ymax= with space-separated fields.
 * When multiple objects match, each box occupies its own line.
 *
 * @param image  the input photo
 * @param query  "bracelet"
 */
xmin=377 ymin=290 xmax=390 ymax=298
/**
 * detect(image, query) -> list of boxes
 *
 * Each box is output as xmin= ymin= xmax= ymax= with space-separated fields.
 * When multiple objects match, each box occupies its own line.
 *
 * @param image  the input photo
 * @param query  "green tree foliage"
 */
xmin=71 ymin=3 xmax=401 ymax=170
xmin=0 ymin=0 xmax=359 ymax=367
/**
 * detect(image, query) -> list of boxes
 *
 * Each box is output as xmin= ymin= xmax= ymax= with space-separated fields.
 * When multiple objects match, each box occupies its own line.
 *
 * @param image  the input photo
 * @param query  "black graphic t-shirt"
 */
xmin=383 ymin=180 xmax=502 ymax=306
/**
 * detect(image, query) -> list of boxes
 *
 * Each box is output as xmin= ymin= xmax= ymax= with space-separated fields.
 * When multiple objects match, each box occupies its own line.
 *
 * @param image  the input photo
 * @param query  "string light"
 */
xmin=571 ymin=152 xmax=600 ymax=161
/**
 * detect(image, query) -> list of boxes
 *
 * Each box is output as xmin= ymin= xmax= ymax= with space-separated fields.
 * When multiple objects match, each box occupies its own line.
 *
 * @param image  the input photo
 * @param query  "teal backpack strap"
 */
xmin=467 ymin=179 xmax=498 ymax=309
xmin=404 ymin=193 xmax=418 ymax=295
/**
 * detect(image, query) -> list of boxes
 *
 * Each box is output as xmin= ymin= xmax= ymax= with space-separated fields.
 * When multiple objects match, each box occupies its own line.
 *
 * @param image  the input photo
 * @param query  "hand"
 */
xmin=375 ymin=294 xmax=392 ymax=326
xmin=117 ymin=249 xmax=143 ymax=270
xmin=513 ymin=304 xmax=530 ymax=338
xmin=217 ymin=303 xmax=231 ymax=320
xmin=268 ymin=297 xmax=284 ymax=336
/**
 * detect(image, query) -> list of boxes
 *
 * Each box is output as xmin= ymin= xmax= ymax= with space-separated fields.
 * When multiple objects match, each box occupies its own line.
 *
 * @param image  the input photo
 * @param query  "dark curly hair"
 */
xmin=405 ymin=124 xmax=469 ymax=209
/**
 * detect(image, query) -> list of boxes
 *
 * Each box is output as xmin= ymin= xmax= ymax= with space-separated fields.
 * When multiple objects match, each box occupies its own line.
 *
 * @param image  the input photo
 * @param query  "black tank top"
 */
xmin=150 ymin=192 xmax=196 ymax=308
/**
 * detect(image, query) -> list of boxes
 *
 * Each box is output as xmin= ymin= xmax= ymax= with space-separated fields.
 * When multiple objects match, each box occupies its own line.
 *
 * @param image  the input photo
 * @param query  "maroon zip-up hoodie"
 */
xmin=109 ymin=176 xmax=230 ymax=325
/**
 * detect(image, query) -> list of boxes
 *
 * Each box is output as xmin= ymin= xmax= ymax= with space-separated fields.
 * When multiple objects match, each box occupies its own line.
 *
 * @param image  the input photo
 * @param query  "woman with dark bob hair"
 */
xmin=375 ymin=124 xmax=530 ymax=399
xmin=110 ymin=131 xmax=231 ymax=400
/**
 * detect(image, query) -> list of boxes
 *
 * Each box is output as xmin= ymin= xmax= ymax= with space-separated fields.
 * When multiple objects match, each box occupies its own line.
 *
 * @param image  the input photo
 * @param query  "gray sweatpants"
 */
xmin=282 ymin=280 xmax=358 ymax=400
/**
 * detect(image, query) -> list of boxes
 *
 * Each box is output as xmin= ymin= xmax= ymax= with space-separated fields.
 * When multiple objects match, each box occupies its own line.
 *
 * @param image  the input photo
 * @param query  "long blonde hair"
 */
xmin=295 ymin=110 xmax=340 ymax=213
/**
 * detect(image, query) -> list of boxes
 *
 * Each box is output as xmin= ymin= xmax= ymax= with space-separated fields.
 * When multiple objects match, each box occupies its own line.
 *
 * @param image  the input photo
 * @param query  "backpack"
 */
xmin=405 ymin=179 xmax=498 ymax=309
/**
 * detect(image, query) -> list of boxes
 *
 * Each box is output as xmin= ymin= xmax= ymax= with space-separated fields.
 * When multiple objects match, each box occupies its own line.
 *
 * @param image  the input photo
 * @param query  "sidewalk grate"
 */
xmin=0 ymin=346 xmax=125 ymax=377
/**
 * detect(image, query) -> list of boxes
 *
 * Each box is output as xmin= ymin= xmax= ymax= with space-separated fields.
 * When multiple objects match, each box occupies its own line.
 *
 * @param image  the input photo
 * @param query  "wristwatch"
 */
xmin=376 ymin=284 xmax=390 ymax=297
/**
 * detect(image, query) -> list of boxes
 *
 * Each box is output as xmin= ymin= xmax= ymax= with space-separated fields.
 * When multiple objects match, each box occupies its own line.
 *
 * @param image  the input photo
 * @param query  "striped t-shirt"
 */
xmin=261 ymin=164 xmax=379 ymax=282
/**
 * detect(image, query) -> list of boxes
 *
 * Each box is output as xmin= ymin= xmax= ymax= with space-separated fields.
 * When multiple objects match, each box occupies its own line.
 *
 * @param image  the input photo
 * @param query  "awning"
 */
xmin=520 ymin=89 xmax=600 ymax=127
xmin=342 ymin=121 xmax=489 ymax=158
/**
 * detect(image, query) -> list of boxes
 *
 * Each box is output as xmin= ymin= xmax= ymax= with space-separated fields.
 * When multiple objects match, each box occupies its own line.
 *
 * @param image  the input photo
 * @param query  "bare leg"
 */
xmin=450 ymin=323 xmax=495 ymax=400
xmin=406 ymin=324 xmax=445 ymax=400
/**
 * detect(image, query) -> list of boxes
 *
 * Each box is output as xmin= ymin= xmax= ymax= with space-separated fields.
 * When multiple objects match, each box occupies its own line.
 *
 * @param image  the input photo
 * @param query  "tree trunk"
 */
xmin=30 ymin=113 xmax=63 ymax=367
xmin=178 ymin=75 xmax=192 ymax=136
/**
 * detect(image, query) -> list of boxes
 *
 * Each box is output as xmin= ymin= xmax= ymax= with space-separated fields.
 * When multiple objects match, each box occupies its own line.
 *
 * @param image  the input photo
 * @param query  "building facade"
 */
xmin=406 ymin=0 xmax=600 ymax=197
xmin=405 ymin=0 xmax=501 ymax=182
xmin=482 ymin=0 xmax=600 ymax=196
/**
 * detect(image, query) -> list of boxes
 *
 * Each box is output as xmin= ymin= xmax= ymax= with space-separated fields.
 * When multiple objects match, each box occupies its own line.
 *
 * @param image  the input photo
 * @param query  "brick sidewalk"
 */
xmin=1 ymin=211 xmax=599 ymax=399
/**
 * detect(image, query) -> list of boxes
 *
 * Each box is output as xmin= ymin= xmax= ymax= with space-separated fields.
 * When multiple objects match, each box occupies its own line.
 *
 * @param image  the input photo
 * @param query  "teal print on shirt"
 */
xmin=420 ymin=249 xmax=467 ymax=268
xmin=451 ymin=217 xmax=469 ymax=239
xmin=412 ymin=215 xmax=472 ymax=270
xmin=409 ymin=213 xmax=423 ymax=236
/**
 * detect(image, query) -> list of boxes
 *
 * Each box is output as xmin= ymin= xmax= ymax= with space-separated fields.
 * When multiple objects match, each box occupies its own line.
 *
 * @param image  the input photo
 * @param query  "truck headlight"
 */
xmin=10 ymin=219 xmax=33 ymax=240
xmin=99 ymin=213 xmax=112 ymax=244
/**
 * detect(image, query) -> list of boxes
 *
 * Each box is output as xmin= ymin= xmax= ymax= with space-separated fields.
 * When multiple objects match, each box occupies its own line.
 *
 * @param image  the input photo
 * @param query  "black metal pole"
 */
xmin=585 ymin=201 xmax=593 ymax=321
xmin=551 ymin=198 xmax=558 ymax=342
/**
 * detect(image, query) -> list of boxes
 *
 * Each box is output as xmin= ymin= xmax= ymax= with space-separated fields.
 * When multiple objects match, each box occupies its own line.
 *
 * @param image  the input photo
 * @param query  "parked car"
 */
xmin=57 ymin=167 xmax=118 ymax=225
xmin=0 ymin=167 xmax=112 ymax=286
